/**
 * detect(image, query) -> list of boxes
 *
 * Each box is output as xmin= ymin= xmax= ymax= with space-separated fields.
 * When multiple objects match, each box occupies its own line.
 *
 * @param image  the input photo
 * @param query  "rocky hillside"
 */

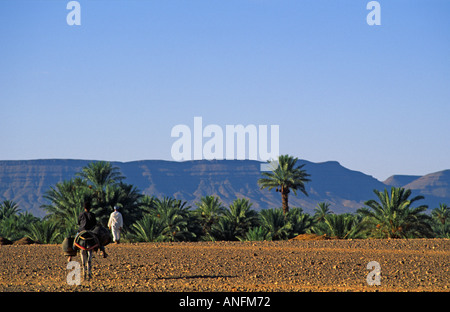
xmin=383 ymin=170 xmax=450 ymax=209
xmin=0 ymin=159 xmax=448 ymax=217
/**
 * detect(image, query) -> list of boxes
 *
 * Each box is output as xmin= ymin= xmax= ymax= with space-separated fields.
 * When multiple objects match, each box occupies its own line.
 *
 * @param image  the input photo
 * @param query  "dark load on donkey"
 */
xmin=62 ymin=225 xmax=111 ymax=257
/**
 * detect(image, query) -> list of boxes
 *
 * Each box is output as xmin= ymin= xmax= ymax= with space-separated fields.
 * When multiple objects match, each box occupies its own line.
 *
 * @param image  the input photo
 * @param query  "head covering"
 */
xmin=84 ymin=201 xmax=92 ymax=211
xmin=114 ymin=205 xmax=119 ymax=210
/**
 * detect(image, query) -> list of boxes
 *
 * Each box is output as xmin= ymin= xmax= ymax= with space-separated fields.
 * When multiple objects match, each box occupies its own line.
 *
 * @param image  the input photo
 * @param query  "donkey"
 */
xmin=73 ymin=230 xmax=100 ymax=280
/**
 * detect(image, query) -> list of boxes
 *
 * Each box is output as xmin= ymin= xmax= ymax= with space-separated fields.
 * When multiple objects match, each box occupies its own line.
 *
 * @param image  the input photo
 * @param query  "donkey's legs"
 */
xmin=80 ymin=250 xmax=87 ymax=280
xmin=86 ymin=250 xmax=93 ymax=280
xmin=79 ymin=250 xmax=93 ymax=281
xmin=80 ymin=250 xmax=93 ymax=280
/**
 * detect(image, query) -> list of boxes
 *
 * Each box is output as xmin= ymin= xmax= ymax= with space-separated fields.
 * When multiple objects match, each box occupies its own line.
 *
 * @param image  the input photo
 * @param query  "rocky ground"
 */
xmin=0 ymin=239 xmax=449 ymax=292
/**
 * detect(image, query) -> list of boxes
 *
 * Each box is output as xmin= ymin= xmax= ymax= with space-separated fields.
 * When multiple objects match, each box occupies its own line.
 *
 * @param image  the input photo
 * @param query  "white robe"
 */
xmin=108 ymin=211 xmax=123 ymax=241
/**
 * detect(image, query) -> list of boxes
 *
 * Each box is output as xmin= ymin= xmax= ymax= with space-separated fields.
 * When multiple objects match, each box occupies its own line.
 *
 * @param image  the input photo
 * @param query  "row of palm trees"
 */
xmin=0 ymin=157 xmax=449 ymax=243
xmin=130 ymin=196 xmax=257 ymax=242
xmin=1 ymin=194 xmax=449 ymax=243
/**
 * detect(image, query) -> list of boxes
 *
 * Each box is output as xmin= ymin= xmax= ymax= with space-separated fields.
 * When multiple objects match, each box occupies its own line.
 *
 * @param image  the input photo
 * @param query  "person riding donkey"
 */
xmin=77 ymin=201 xmax=108 ymax=258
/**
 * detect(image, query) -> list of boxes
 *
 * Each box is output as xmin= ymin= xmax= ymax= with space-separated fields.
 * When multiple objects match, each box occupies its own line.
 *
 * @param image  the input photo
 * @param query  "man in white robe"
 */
xmin=108 ymin=206 xmax=123 ymax=243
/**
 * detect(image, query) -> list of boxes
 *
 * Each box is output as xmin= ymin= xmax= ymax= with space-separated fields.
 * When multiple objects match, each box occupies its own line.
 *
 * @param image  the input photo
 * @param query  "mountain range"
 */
xmin=0 ymin=159 xmax=448 ymax=218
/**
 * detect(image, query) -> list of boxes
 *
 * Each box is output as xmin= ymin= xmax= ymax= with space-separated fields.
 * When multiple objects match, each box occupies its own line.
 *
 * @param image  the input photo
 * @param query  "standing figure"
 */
xmin=108 ymin=205 xmax=123 ymax=244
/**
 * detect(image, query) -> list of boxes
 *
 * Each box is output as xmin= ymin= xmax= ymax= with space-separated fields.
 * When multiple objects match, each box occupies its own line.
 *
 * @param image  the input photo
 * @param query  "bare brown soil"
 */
xmin=0 ymin=239 xmax=449 ymax=292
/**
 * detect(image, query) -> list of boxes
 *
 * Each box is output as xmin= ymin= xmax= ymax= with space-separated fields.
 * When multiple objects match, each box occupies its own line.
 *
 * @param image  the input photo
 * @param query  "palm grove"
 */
xmin=1 ymin=156 xmax=449 ymax=244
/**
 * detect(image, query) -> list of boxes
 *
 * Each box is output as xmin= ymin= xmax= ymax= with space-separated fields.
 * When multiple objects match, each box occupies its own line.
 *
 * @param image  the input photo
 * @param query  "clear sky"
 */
xmin=0 ymin=0 xmax=449 ymax=181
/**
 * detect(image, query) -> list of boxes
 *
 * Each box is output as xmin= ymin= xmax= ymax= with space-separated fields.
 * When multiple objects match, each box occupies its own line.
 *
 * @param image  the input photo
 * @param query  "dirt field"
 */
xmin=0 ymin=239 xmax=449 ymax=292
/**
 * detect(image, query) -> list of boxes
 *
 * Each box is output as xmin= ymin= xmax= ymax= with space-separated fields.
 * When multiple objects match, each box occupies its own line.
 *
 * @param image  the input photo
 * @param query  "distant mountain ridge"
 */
xmin=0 ymin=159 xmax=448 ymax=218
xmin=382 ymin=175 xmax=422 ymax=188
xmin=401 ymin=170 xmax=450 ymax=198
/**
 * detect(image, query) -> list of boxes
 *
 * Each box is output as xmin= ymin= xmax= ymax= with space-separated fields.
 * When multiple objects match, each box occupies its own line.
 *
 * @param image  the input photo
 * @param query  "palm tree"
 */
xmin=76 ymin=161 xmax=124 ymax=190
xmin=0 ymin=215 xmax=21 ymax=241
xmin=76 ymin=161 xmax=126 ymax=221
xmin=0 ymin=200 xmax=22 ymax=241
xmin=210 ymin=218 xmax=237 ymax=241
xmin=26 ymin=219 xmax=62 ymax=244
xmin=139 ymin=195 xmax=157 ymax=214
xmin=43 ymin=162 xmax=141 ymax=231
xmin=130 ymin=214 xmax=164 ymax=242
xmin=194 ymin=195 xmax=226 ymax=239
xmin=431 ymin=203 xmax=450 ymax=237
xmin=258 ymin=155 xmax=311 ymax=214
xmin=313 ymin=202 xmax=333 ymax=223
xmin=286 ymin=207 xmax=314 ymax=237
xmin=358 ymin=187 xmax=433 ymax=238
xmin=17 ymin=211 xmax=40 ymax=228
xmin=152 ymin=197 xmax=194 ymax=242
xmin=224 ymin=198 xmax=258 ymax=236
xmin=42 ymin=178 xmax=92 ymax=234
xmin=258 ymin=208 xmax=291 ymax=240
xmin=238 ymin=226 xmax=270 ymax=241
xmin=312 ymin=213 xmax=362 ymax=239
xmin=0 ymin=200 xmax=20 ymax=220
xmin=212 ymin=198 xmax=258 ymax=241
xmin=0 ymin=204 xmax=40 ymax=241
xmin=102 ymin=182 xmax=143 ymax=229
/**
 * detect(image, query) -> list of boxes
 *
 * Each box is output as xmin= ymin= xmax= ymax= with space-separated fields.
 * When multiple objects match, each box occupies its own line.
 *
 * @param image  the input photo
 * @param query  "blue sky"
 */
xmin=0 ymin=0 xmax=449 ymax=181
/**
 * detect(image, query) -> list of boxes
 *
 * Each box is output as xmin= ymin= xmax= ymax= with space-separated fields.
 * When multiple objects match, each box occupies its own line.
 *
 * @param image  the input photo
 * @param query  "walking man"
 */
xmin=108 ymin=205 xmax=123 ymax=244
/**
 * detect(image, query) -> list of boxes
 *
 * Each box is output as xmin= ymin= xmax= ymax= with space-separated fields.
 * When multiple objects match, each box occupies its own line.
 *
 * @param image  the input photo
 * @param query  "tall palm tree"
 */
xmin=42 ymin=178 xmax=92 ymax=234
xmin=43 ymin=162 xmax=141 ymax=231
xmin=358 ymin=187 xmax=433 ymax=238
xmin=76 ymin=161 xmax=124 ymax=190
xmin=258 ymin=155 xmax=311 ymax=214
xmin=76 ymin=161 xmax=125 ymax=219
xmin=103 ymin=182 xmax=143 ymax=229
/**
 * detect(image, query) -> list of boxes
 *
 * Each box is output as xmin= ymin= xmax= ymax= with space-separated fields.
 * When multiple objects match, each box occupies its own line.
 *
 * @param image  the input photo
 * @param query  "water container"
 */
xmin=62 ymin=237 xmax=77 ymax=256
